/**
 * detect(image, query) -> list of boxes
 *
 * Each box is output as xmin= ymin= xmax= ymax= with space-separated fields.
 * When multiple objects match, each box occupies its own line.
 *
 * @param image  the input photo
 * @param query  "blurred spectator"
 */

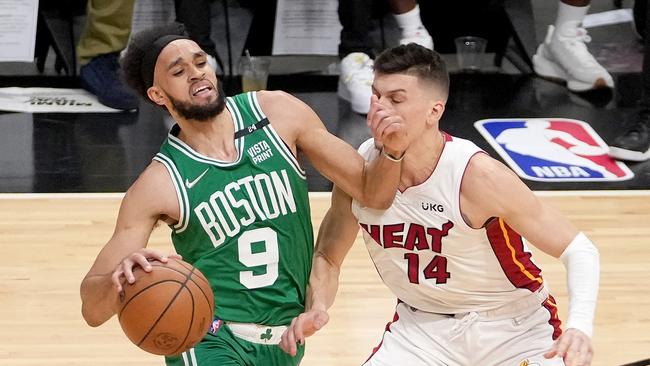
xmin=77 ymin=0 xmax=224 ymax=111
xmin=77 ymin=0 xmax=139 ymax=111
xmin=533 ymin=0 xmax=614 ymax=92
xmin=174 ymin=0 xmax=224 ymax=74
xmin=609 ymin=0 xmax=650 ymax=162
xmin=338 ymin=0 xmax=432 ymax=114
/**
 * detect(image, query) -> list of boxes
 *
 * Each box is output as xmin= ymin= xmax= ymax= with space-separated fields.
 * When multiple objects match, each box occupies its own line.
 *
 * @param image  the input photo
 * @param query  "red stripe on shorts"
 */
xmin=364 ymin=301 xmax=401 ymax=364
xmin=542 ymin=295 xmax=563 ymax=340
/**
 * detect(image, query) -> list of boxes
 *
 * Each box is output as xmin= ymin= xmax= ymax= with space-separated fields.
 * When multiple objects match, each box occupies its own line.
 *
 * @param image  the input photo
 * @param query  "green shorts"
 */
xmin=165 ymin=321 xmax=305 ymax=366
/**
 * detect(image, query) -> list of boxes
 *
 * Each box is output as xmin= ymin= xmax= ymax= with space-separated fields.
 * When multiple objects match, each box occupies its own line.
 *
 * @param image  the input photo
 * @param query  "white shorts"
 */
xmin=363 ymin=289 xmax=564 ymax=366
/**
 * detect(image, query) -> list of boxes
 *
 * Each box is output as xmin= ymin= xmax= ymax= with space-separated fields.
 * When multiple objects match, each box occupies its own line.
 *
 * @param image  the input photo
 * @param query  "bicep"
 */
xmin=464 ymin=155 xmax=577 ymax=257
xmin=85 ymin=163 xmax=177 ymax=277
xmin=299 ymin=127 xmax=367 ymax=199
xmin=85 ymin=192 xmax=159 ymax=277
xmin=501 ymin=194 xmax=578 ymax=258
xmin=315 ymin=186 xmax=360 ymax=267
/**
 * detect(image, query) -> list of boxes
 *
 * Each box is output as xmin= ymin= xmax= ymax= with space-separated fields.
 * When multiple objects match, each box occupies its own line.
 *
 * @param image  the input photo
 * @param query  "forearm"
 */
xmin=305 ymin=252 xmax=342 ymax=312
xmin=80 ymin=273 xmax=121 ymax=327
xmin=560 ymin=232 xmax=600 ymax=336
xmin=360 ymin=148 xmax=403 ymax=209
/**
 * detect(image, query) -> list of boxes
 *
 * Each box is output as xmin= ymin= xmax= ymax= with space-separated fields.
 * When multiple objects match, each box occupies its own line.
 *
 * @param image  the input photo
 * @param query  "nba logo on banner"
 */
xmin=474 ymin=118 xmax=634 ymax=182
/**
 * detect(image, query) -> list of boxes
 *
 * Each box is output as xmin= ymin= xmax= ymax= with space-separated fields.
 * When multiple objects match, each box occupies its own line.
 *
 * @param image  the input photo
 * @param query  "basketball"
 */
xmin=118 ymin=258 xmax=214 ymax=356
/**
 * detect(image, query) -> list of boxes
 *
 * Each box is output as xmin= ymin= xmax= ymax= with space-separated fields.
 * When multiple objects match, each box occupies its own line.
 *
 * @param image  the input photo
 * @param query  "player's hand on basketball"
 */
xmin=544 ymin=328 xmax=593 ymax=366
xmin=111 ymin=248 xmax=182 ymax=292
xmin=367 ymin=95 xmax=408 ymax=156
xmin=279 ymin=309 xmax=329 ymax=356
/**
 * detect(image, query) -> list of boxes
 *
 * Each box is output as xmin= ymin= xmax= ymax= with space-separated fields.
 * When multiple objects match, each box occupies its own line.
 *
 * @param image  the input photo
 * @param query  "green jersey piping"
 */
xmin=165 ymin=98 xmax=246 ymax=167
xmin=152 ymin=153 xmax=190 ymax=233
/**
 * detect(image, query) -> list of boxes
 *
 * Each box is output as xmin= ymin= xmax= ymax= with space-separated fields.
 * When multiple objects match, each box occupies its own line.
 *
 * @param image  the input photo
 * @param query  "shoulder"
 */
xmin=256 ymin=90 xmax=313 ymax=119
xmin=461 ymin=153 xmax=535 ymax=218
xmin=123 ymin=161 xmax=179 ymax=220
xmin=256 ymin=90 xmax=324 ymax=149
xmin=464 ymin=153 xmax=522 ymax=197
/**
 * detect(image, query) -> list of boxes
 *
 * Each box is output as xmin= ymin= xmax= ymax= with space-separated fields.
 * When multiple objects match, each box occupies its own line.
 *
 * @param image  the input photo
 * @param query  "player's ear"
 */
xmin=426 ymin=100 xmax=445 ymax=126
xmin=147 ymin=86 xmax=166 ymax=106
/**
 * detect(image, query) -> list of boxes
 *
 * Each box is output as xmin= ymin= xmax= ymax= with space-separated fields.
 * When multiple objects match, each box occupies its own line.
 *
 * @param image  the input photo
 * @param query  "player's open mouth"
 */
xmin=191 ymin=83 xmax=214 ymax=97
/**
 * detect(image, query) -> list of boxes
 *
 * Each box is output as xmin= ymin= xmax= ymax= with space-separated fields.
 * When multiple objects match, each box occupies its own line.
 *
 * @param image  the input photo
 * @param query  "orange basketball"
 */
xmin=118 ymin=258 xmax=214 ymax=356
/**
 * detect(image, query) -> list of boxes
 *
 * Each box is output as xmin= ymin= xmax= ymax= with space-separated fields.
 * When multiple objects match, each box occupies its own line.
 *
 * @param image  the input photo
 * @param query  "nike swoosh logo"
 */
xmin=185 ymin=168 xmax=209 ymax=189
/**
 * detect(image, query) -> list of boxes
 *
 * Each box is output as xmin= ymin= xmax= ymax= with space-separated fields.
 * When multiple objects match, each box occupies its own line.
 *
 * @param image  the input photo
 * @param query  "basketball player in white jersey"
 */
xmin=279 ymin=44 xmax=599 ymax=366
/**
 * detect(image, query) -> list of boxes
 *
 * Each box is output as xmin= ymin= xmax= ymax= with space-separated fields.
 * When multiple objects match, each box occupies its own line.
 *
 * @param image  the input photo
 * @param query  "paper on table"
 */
xmin=0 ymin=0 xmax=39 ymax=62
xmin=582 ymin=8 xmax=633 ymax=28
xmin=0 ymin=88 xmax=125 ymax=113
xmin=272 ymin=0 xmax=341 ymax=55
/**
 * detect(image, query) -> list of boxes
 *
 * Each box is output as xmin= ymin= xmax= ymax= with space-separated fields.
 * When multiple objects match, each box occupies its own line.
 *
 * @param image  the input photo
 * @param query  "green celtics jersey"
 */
xmin=153 ymin=91 xmax=313 ymax=326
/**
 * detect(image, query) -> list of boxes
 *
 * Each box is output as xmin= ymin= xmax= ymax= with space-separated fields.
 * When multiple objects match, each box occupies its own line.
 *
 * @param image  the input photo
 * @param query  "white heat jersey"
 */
xmin=351 ymin=134 xmax=545 ymax=314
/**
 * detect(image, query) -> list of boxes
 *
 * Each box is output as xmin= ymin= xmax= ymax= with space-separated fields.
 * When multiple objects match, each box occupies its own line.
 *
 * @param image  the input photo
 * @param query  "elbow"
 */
xmin=81 ymin=305 xmax=106 ymax=327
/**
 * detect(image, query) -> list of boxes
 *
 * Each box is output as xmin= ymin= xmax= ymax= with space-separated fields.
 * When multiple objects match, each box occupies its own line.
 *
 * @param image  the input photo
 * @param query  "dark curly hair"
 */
xmin=120 ymin=23 xmax=189 ymax=104
xmin=374 ymin=43 xmax=449 ymax=99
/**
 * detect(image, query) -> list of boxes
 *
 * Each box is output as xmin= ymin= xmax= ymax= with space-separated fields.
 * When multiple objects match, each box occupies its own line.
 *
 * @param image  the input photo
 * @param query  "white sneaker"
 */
xmin=533 ymin=22 xmax=613 ymax=92
xmin=338 ymin=52 xmax=374 ymax=114
xmin=400 ymin=27 xmax=434 ymax=50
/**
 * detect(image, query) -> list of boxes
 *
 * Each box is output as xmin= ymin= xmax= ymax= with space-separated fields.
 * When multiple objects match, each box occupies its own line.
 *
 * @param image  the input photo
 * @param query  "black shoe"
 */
xmin=609 ymin=110 xmax=650 ymax=161
xmin=80 ymin=52 xmax=139 ymax=111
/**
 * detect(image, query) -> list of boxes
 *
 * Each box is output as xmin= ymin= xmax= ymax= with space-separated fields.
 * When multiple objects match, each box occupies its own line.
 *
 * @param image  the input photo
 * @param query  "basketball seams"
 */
xmin=118 ymin=279 xmax=186 ymax=317
xmin=170 ymin=286 xmax=196 ymax=355
xmin=118 ymin=259 xmax=214 ymax=356
xmin=135 ymin=281 xmax=189 ymax=347
xmin=168 ymin=259 xmax=211 ymax=288
xmin=164 ymin=259 xmax=214 ymax=311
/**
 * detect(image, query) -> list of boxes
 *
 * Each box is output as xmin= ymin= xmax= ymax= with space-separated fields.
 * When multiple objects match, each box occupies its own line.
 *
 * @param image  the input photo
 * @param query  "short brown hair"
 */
xmin=374 ymin=43 xmax=449 ymax=98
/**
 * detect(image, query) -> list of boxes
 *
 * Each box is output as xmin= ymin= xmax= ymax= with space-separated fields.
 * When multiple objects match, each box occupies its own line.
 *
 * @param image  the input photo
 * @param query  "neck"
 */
xmin=399 ymin=129 xmax=445 ymax=189
xmin=174 ymin=108 xmax=238 ymax=161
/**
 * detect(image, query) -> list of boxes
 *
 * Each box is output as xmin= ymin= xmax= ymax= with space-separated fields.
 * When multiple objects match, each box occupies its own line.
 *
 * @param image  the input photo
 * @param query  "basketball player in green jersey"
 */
xmin=80 ymin=23 xmax=408 ymax=365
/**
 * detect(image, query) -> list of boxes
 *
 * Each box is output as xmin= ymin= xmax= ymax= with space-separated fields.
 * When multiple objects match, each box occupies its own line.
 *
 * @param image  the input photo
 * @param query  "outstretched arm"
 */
xmin=259 ymin=91 xmax=408 ymax=209
xmin=80 ymin=162 xmax=180 ymax=326
xmin=462 ymin=153 xmax=599 ymax=366
xmin=279 ymin=186 xmax=360 ymax=356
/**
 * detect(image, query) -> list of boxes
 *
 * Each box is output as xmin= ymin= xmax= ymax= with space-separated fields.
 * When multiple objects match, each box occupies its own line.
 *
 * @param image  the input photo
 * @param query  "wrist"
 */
xmin=382 ymin=148 xmax=405 ymax=162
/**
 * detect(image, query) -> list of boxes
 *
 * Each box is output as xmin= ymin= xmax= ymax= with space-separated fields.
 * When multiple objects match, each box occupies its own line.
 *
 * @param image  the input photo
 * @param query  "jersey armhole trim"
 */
xmin=153 ymin=153 xmax=190 ymax=233
xmin=456 ymin=150 xmax=487 ymax=231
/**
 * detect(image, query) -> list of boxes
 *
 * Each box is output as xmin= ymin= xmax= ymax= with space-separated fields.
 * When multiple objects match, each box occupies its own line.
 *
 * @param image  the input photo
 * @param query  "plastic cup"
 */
xmin=454 ymin=36 xmax=487 ymax=71
xmin=240 ymin=57 xmax=271 ymax=92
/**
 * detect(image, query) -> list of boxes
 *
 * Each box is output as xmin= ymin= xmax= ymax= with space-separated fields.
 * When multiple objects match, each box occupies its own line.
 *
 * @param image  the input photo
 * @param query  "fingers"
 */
xmin=545 ymin=331 xmax=594 ymax=366
xmin=288 ymin=318 xmax=299 ymax=356
xmin=369 ymin=101 xmax=392 ymax=143
xmin=554 ymin=332 xmax=572 ymax=359
xmin=564 ymin=336 xmax=582 ymax=366
xmin=112 ymin=249 xmax=173 ymax=291
xmin=294 ymin=315 xmax=306 ymax=345
xmin=279 ymin=326 xmax=296 ymax=356
xmin=565 ymin=331 xmax=593 ymax=366
xmin=279 ymin=311 xmax=330 ymax=357
xmin=111 ymin=268 xmax=125 ymax=292
xmin=366 ymin=95 xmax=379 ymax=128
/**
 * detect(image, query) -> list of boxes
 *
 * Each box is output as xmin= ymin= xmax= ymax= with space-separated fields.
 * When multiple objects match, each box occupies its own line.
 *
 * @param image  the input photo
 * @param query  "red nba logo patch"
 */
xmin=474 ymin=118 xmax=634 ymax=182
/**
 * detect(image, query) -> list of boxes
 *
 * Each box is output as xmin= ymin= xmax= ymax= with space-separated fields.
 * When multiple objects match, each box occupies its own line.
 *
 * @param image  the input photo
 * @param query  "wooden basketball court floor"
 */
xmin=1 ymin=192 xmax=648 ymax=366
